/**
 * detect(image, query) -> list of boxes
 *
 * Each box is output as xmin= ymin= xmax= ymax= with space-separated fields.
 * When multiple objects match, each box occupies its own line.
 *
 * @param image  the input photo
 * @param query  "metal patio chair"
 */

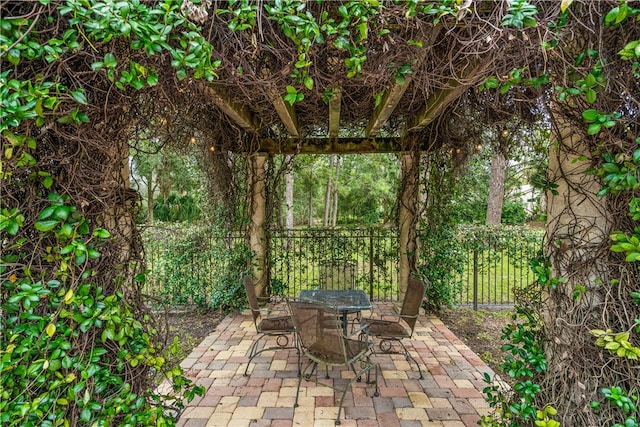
xmin=243 ymin=275 xmax=298 ymax=376
xmin=288 ymin=298 xmax=379 ymax=425
xmin=360 ymin=277 xmax=427 ymax=379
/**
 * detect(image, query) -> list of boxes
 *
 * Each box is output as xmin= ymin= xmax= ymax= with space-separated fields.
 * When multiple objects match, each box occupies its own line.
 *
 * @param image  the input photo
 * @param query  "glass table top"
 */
xmin=298 ymin=289 xmax=372 ymax=311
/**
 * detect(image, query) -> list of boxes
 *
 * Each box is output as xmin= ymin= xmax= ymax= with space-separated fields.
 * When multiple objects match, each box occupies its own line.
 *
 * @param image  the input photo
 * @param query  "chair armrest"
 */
xmin=348 ymin=323 xmax=370 ymax=338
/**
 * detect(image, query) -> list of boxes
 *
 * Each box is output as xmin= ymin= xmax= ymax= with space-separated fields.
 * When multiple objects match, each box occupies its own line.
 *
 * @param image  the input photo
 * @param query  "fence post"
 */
xmin=369 ymin=227 xmax=374 ymax=300
xmin=473 ymin=250 xmax=479 ymax=311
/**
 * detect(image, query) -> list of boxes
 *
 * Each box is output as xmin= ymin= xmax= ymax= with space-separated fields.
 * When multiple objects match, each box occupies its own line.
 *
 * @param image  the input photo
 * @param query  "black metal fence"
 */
xmin=455 ymin=244 xmax=541 ymax=308
xmin=141 ymin=225 xmax=543 ymax=308
xmin=269 ymin=227 xmax=399 ymax=301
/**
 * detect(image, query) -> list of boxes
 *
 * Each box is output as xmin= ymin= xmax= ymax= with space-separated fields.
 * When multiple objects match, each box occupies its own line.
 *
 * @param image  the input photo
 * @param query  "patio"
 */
xmin=175 ymin=303 xmax=502 ymax=427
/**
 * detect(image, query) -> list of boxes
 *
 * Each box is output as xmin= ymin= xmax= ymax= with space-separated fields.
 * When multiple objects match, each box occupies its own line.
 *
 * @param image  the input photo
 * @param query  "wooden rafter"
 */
xmin=271 ymin=93 xmax=300 ymax=138
xmin=199 ymin=83 xmax=258 ymax=133
xmin=328 ymin=88 xmax=341 ymax=139
xmin=366 ymin=27 xmax=441 ymax=138
xmin=365 ymin=79 xmax=412 ymax=138
xmin=404 ymin=59 xmax=488 ymax=133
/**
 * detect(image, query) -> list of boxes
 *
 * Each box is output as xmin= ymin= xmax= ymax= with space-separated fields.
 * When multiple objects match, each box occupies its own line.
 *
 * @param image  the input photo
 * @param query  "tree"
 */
xmin=131 ymin=140 xmax=205 ymax=223
xmin=285 ymin=154 xmax=294 ymax=229
xmin=485 ymin=135 xmax=507 ymax=224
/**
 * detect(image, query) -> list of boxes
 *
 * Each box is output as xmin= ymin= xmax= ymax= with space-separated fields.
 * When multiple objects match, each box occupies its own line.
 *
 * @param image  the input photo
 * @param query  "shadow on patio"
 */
xmin=176 ymin=303 xmax=499 ymax=427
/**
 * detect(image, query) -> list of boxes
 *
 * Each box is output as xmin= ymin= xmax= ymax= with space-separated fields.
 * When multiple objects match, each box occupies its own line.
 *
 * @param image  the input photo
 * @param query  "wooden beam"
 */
xmin=328 ymin=89 xmax=342 ymax=139
xmin=405 ymin=59 xmax=488 ymax=133
xmin=254 ymin=137 xmax=430 ymax=154
xmin=365 ymin=26 xmax=441 ymax=137
xmin=199 ymin=83 xmax=258 ymax=133
xmin=366 ymin=78 xmax=411 ymax=138
xmin=271 ymin=93 xmax=300 ymax=138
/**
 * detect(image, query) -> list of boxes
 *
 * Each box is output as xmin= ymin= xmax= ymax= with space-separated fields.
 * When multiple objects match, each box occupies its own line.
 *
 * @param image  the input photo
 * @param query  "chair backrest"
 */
xmin=244 ymin=275 xmax=261 ymax=323
xmin=288 ymin=299 xmax=346 ymax=363
xmin=400 ymin=278 xmax=426 ymax=332
xmin=318 ymin=259 xmax=356 ymax=290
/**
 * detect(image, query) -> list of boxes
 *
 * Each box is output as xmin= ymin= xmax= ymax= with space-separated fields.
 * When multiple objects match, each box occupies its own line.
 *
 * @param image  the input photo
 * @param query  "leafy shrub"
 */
xmin=417 ymin=225 xmax=467 ymax=311
xmin=501 ymin=200 xmax=527 ymax=224
xmin=142 ymin=225 xmax=252 ymax=310
xmin=0 ymin=195 xmax=203 ymax=426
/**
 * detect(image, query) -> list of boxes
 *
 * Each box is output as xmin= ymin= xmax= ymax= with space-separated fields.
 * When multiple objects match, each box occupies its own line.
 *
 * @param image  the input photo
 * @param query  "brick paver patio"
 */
xmin=176 ymin=303 xmax=501 ymax=426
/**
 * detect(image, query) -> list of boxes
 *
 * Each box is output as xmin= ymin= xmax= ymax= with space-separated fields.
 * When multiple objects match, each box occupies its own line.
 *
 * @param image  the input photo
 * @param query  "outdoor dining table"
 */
xmin=297 ymin=289 xmax=372 ymax=335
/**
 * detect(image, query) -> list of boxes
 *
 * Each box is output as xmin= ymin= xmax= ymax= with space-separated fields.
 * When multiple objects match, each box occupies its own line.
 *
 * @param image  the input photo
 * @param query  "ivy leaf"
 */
xmin=147 ymin=72 xmax=158 ymax=86
xmin=38 ymin=206 xmax=56 ymax=220
xmin=43 ymin=175 xmax=54 ymax=189
xmin=71 ymin=89 xmax=87 ymax=104
xmin=46 ymin=323 xmax=56 ymax=337
xmin=304 ymin=76 xmax=314 ymax=90
xmin=582 ymin=109 xmax=599 ymax=122
xmin=104 ymin=52 xmax=117 ymax=68
xmin=587 ymin=122 xmax=602 ymax=135
xmin=560 ymin=0 xmax=573 ymax=12
xmin=35 ymin=220 xmax=59 ymax=232
xmin=80 ymin=408 xmax=92 ymax=423
xmin=93 ymin=228 xmax=111 ymax=238
xmin=585 ymin=88 xmax=596 ymax=104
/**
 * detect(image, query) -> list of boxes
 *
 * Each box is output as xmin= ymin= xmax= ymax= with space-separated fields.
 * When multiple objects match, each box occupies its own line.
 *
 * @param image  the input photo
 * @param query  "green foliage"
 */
xmin=0 ymin=0 xmax=219 ymax=132
xmin=590 ymin=329 xmax=640 ymax=360
xmin=481 ymin=305 xmax=548 ymax=426
xmin=417 ymin=225 xmax=466 ymax=311
xmin=529 ymin=254 xmax=565 ymax=290
xmin=214 ymin=0 xmax=464 ymax=93
xmin=501 ymin=0 xmax=538 ymax=29
xmin=1 ymin=195 xmax=203 ymax=426
xmin=593 ymin=139 xmax=640 ymax=263
xmin=142 ymin=224 xmax=252 ymax=310
xmin=501 ymin=200 xmax=527 ymax=225
xmin=209 ymin=242 xmax=253 ymax=311
xmin=591 ymin=387 xmax=639 ymax=427
xmin=291 ymin=154 xmax=399 ymax=226
xmin=581 ymin=108 xmax=621 ymax=136
xmin=154 ymin=194 xmax=202 ymax=222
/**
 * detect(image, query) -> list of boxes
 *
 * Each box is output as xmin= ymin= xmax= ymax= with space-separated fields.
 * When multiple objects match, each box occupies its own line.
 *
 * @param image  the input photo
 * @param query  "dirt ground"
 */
xmin=438 ymin=307 xmax=514 ymax=376
xmin=164 ymin=306 xmax=514 ymax=378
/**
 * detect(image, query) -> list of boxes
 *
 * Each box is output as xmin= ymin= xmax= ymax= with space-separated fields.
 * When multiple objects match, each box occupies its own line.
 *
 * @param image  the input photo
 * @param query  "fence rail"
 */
xmin=141 ymin=225 xmax=543 ymax=308
xmin=269 ymin=227 xmax=399 ymax=301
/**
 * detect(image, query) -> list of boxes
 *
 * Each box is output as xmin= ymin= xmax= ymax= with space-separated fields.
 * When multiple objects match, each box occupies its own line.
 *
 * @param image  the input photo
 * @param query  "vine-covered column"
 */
xmin=399 ymin=150 xmax=419 ymax=305
xmin=543 ymin=100 xmax=614 ymax=420
xmin=249 ymin=153 xmax=268 ymax=297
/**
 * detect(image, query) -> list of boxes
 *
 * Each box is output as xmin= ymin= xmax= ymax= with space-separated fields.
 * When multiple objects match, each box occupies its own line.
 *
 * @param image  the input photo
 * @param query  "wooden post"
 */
xmin=249 ymin=154 xmax=268 ymax=297
xmin=398 ymin=152 xmax=419 ymax=307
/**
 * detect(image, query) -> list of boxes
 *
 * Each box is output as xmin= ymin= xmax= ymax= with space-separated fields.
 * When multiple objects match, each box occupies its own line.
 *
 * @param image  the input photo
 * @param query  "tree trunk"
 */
xmin=485 ymin=144 xmax=506 ymax=225
xmin=308 ymin=188 xmax=313 ymax=226
xmin=331 ymin=156 xmax=340 ymax=227
xmin=285 ymin=155 xmax=294 ymax=229
xmin=145 ymin=171 xmax=154 ymax=223
xmin=323 ymin=155 xmax=335 ymax=227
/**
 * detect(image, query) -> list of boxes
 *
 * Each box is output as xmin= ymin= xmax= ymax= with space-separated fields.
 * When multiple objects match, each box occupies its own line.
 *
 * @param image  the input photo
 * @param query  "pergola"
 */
xmin=182 ymin=2 xmax=529 ymax=300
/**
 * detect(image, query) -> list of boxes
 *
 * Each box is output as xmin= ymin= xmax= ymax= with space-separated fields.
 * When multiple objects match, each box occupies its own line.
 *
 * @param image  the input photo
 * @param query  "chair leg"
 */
xmin=243 ymin=337 xmax=263 ymax=376
xmin=398 ymin=341 xmax=424 ymax=380
xmin=296 ymin=359 xmax=316 ymax=408
xmin=371 ymin=362 xmax=380 ymax=397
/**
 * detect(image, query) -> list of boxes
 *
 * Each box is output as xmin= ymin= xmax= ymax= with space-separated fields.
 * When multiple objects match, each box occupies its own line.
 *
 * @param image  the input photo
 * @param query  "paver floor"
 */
xmin=176 ymin=303 xmax=501 ymax=427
